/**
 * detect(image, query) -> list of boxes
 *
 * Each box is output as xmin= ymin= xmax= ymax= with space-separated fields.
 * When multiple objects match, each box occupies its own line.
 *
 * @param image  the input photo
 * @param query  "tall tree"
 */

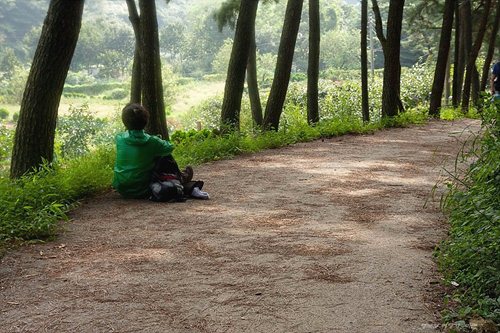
xmin=10 ymin=0 xmax=84 ymax=178
xmin=372 ymin=0 xmax=405 ymax=117
xmin=461 ymin=0 xmax=492 ymax=111
xmin=263 ymin=0 xmax=304 ymax=130
xmin=220 ymin=0 xmax=260 ymax=131
xmin=247 ymin=20 xmax=263 ymax=127
xmin=361 ymin=0 xmax=370 ymax=122
xmin=307 ymin=0 xmax=320 ymax=125
xmin=126 ymin=0 xmax=142 ymax=104
xmin=452 ymin=0 xmax=465 ymax=107
xmin=139 ymin=0 xmax=168 ymax=138
xmin=429 ymin=0 xmax=456 ymax=117
xmin=480 ymin=0 xmax=500 ymax=91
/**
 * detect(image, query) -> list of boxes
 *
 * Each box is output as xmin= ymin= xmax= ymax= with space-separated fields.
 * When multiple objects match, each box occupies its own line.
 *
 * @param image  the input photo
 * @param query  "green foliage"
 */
xmin=437 ymin=103 xmax=500 ymax=323
xmin=56 ymin=103 xmax=118 ymax=158
xmin=0 ymin=147 xmax=114 ymax=242
xmin=63 ymin=82 xmax=128 ymax=97
xmin=103 ymin=88 xmax=128 ymax=100
xmin=0 ymin=121 xmax=13 ymax=173
xmin=0 ymin=108 xmax=8 ymax=119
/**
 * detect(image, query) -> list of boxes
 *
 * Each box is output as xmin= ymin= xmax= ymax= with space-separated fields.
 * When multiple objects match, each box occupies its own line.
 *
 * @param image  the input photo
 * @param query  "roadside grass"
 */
xmin=437 ymin=102 xmax=500 ymax=325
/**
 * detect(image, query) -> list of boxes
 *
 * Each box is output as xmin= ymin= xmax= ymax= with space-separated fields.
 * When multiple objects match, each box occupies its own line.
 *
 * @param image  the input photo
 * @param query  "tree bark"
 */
xmin=429 ymin=0 xmax=455 ymax=117
xmin=139 ymin=0 xmax=168 ymax=138
xmin=307 ymin=0 xmax=320 ymax=125
xmin=126 ymin=0 xmax=142 ymax=104
xmin=221 ymin=0 xmax=259 ymax=132
xmin=480 ymin=0 xmax=500 ymax=91
xmin=372 ymin=0 xmax=405 ymax=118
xmin=461 ymin=0 xmax=492 ymax=112
xmin=10 ymin=0 xmax=84 ymax=178
xmin=361 ymin=0 xmax=370 ymax=122
xmin=246 ymin=11 xmax=263 ymax=128
xmin=263 ymin=0 xmax=304 ymax=130
xmin=452 ymin=1 xmax=464 ymax=107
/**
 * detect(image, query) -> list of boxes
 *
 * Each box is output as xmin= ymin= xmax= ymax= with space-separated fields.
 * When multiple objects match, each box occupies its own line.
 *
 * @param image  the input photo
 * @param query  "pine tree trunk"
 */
xmin=263 ymin=0 xmax=304 ymax=130
xmin=10 ymin=0 xmax=84 ymax=178
xmin=221 ymin=0 xmax=259 ymax=132
xmin=361 ymin=0 xmax=370 ymax=122
xmin=429 ymin=0 xmax=455 ymax=117
xmin=375 ymin=0 xmax=405 ymax=117
xmin=126 ymin=0 xmax=142 ymax=104
xmin=246 ymin=12 xmax=263 ymax=128
xmin=307 ymin=0 xmax=320 ymax=125
xmin=452 ymin=2 xmax=465 ymax=107
xmin=461 ymin=0 xmax=492 ymax=111
xmin=139 ymin=0 xmax=168 ymax=139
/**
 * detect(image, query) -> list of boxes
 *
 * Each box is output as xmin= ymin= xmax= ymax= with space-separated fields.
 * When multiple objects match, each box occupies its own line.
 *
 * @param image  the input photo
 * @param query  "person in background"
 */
xmin=490 ymin=61 xmax=500 ymax=100
xmin=113 ymin=103 xmax=209 ymax=201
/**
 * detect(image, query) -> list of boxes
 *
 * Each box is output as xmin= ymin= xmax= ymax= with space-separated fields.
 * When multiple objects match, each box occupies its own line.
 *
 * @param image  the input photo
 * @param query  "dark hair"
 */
xmin=122 ymin=103 xmax=149 ymax=130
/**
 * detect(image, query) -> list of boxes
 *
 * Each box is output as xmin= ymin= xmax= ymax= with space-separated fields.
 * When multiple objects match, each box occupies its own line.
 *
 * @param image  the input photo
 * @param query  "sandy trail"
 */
xmin=0 ymin=119 xmax=480 ymax=333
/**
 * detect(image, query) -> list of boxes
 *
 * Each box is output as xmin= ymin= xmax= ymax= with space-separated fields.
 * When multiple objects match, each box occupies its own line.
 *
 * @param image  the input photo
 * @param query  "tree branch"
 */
xmin=371 ymin=0 xmax=387 ymax=48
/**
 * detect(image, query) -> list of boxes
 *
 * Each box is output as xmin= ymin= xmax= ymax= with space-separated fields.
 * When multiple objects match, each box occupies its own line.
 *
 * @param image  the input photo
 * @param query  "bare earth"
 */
xmin=0 ymin=119 xmax=480 ymax=333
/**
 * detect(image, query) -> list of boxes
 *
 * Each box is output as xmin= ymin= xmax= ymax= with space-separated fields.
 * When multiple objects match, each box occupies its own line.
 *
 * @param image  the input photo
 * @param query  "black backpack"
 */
xmin=149 ymin=180 xmax=186 ymax=202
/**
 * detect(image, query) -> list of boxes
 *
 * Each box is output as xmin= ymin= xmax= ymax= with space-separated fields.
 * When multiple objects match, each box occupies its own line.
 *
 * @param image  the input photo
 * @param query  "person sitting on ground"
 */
xmin=112 ymin=103 xmax=209 ymax=201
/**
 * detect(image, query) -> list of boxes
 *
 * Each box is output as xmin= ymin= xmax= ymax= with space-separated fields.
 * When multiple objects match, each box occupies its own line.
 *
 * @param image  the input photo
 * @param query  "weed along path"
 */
xmin=1 ymin=119 xmax=480 ymax=333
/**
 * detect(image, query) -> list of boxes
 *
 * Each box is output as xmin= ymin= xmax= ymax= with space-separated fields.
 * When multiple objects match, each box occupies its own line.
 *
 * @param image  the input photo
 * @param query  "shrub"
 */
xmin=56 ymin=103 xmax=116 ymax=158
xmin=12 ymin=112 xmax=19 ymax=122
xmin=438 ymin=102 xmax=500 ymax=323
xmin=103 ymin=88 xmax=128 ymax=100
xmin=0 ymin=108 xmax=8 ymax=120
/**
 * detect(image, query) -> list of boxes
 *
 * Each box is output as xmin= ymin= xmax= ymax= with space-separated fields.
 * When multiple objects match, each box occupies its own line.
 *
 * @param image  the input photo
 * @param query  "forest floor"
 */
xmin=0 ymin=119 xmax=481 ymax=333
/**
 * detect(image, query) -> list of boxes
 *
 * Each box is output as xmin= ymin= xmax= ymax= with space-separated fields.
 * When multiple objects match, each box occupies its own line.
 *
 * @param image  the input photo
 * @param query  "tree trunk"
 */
xmin=452 ymin=1 xmax=464 ymax=107
xmin=10 ymin=0 xmax=84 ymax=178
xmin=480 ymin=0 xmax=500 ymax=91
xmin=246 ymin=10 xmax=263 ymax=128
xmin=372 ymin=0 xmax=405 ymax=118
xmin=461 ymin=0 xmax=492 ymax=112
xmin=307 ymin=0 xmax=320 ymax=125
xmin=139 ymin=0 xmax=168 ymax=139
xmin=429 ymin=0 xmax=455 ymax=117
xmin=361 ymin=0 xmax=370 ymax=122
xmin=126 ymin=0 xmax=142 ymax=104
xmin=263 ymin=0 xmax=304 ymax=130
xmin=221 ymin=0 xmax=259 ymax=132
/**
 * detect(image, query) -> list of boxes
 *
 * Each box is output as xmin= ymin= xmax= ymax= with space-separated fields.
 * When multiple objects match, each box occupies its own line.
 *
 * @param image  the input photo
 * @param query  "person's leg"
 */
xmin=153 ymin=155 xmax=193 ymax=183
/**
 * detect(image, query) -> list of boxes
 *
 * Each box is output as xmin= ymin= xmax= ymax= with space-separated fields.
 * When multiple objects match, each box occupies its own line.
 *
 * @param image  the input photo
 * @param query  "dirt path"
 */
xmin=0 ymin=119 xmax=480 ymax=333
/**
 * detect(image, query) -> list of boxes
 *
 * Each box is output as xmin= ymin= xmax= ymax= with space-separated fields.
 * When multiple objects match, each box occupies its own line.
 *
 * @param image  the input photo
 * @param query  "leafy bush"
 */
xmin=103 ymin=88 xmax=128 ymax=100
xmin=12 ymin=112 xmax=19 ymax=122
xmin=56 ymin=103 xmax=117 ymax=158
xmin=0 ymin=108 xmax=8 ymax=120
xmin=438 ymin=103 xmax=500 ymax=323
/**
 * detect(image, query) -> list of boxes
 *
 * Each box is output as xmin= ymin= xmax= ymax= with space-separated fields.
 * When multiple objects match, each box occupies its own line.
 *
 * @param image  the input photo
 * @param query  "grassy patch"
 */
xmin=437 ymin=103 xmax=500 ymax=325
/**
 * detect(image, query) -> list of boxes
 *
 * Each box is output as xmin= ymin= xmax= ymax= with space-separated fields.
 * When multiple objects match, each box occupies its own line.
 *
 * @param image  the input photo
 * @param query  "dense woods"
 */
xmin=0 ymin=0 xmax=499 ymax=328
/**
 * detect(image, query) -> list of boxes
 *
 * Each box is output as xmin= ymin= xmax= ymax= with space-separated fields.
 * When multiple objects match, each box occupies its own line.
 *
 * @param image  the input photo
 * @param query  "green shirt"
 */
xmin=112 ymin=130 xmax=174 ymax=198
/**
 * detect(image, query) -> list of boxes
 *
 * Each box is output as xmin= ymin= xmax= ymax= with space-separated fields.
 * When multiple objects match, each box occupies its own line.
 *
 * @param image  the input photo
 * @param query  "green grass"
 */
xmin=437 ymin=103 xmax=500 ymax=325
